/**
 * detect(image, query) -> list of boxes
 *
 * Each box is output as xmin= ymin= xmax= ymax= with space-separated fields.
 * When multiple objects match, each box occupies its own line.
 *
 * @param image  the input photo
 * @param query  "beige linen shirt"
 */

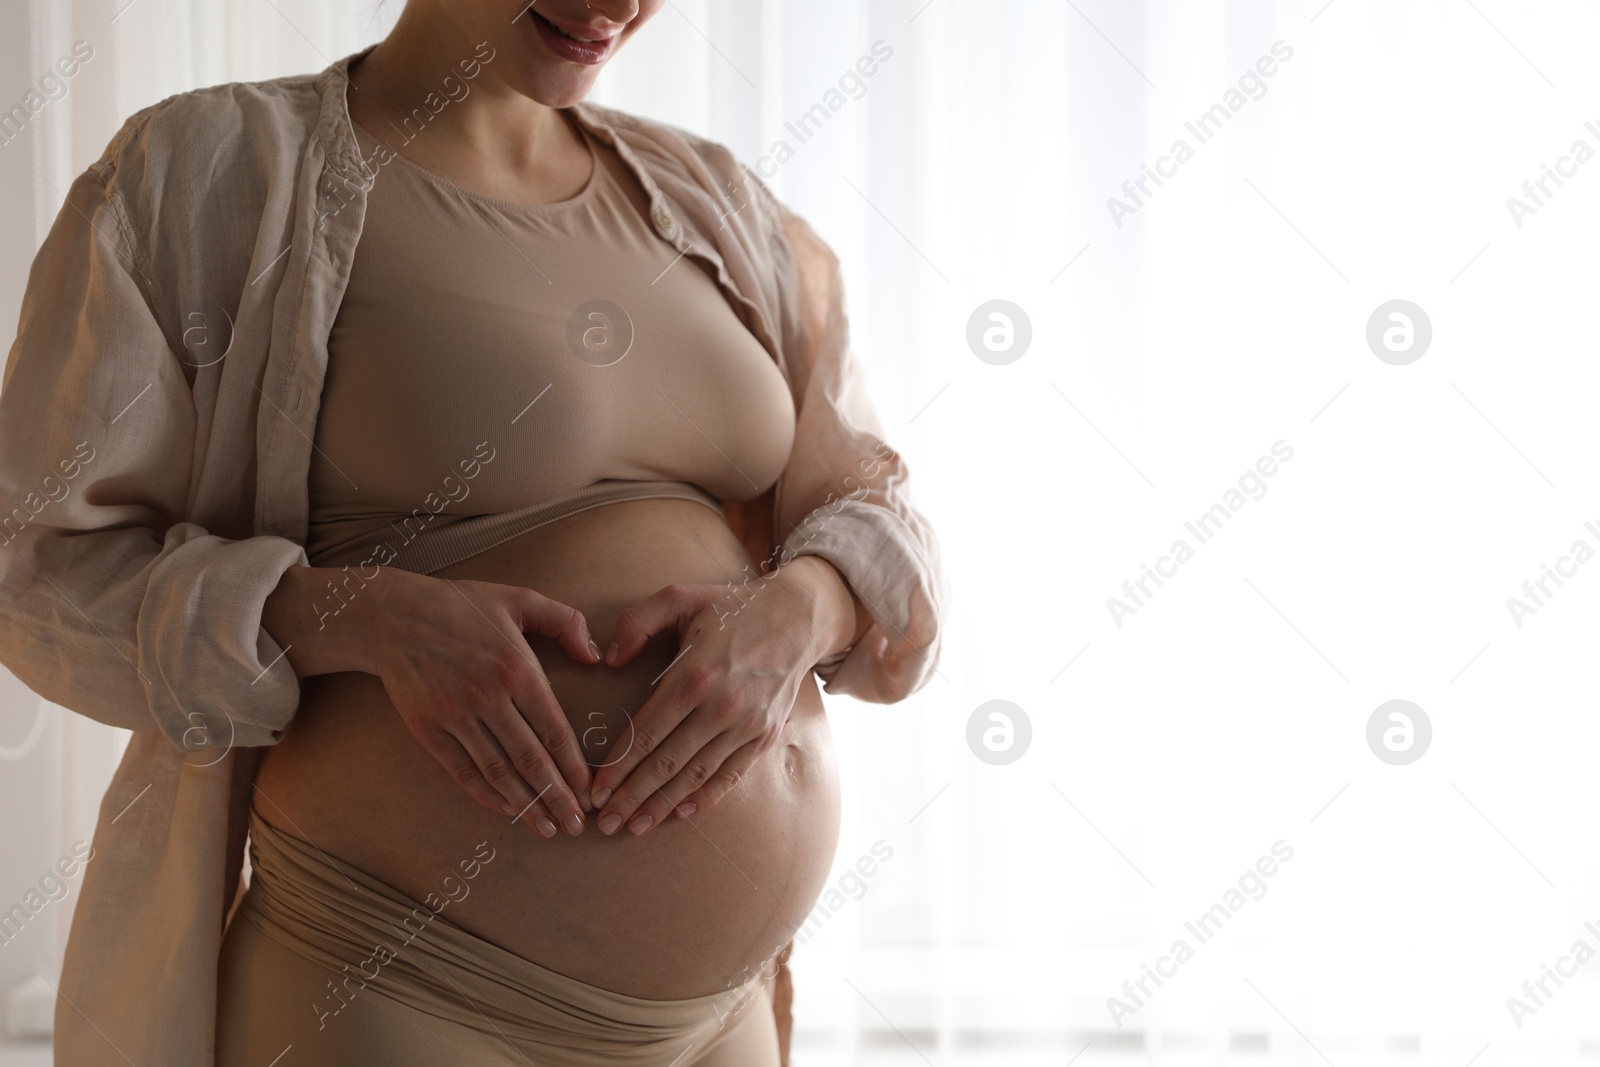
xmin=0 ymin=44 xmax=948 ymax=1066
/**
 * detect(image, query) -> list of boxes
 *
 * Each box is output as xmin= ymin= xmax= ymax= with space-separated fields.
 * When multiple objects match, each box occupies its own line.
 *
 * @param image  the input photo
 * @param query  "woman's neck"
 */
xmin=350 ymin=8 xmax=574 ymax=177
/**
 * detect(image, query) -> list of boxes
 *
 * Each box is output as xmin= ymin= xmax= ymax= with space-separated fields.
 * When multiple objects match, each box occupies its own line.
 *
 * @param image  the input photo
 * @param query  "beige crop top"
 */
xmin=304 ymin=115 xmax=797 ymax=574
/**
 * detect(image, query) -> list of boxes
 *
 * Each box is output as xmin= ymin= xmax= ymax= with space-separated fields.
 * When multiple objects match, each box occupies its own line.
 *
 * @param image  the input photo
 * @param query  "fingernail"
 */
xmin=599 ymin=812 xmax=622 ymax=835
xmin=604 ymin=641 xmax=619 ymax=665
xmin=579 ymin=790 xmax=593 ymax=812
xmin=588 ymin=639 xmax=602 ymax=660
xmin=535 ymin=817 xmax=558 ymax=838
xmin=590 ymin=787 xmax=612 ymax=808
xmin=676 ymin=802 xmax=696 ymax=819
xmin=564 ymin=813 xmax=584 ymax=836
xmin=501 ymin=802 xmax=519 ymax=816
xmin=628 ymin=814 xmax=653 ymax=835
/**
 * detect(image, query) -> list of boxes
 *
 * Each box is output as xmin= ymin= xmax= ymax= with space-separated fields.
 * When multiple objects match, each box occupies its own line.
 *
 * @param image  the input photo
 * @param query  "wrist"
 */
xmin=263 ymin=563 xmax=416 ymax=678
xmin=778 ymin=554 xmax=864 ymax=662
xmin=332 ymin=565 xmax=417 ymax=674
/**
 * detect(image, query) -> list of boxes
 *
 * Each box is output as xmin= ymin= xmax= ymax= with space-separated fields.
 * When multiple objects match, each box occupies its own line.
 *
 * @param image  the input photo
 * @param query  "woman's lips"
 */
xmin=523 ymin=8 xmax=617 ymax=65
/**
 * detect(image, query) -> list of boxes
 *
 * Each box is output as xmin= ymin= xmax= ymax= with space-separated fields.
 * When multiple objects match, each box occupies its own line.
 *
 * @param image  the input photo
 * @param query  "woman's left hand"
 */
xmin=587 ymin=556 xmax=856 ymax=836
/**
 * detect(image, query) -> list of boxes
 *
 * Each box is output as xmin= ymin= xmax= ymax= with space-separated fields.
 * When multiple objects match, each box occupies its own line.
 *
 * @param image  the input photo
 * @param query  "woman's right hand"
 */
xmin=356 ymin=569 xmax=604 ymax=838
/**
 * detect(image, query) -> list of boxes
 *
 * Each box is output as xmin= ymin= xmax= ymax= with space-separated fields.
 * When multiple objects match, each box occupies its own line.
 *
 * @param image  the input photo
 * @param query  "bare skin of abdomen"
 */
xmin=252 ymin=499 xmax=842 ymax=1000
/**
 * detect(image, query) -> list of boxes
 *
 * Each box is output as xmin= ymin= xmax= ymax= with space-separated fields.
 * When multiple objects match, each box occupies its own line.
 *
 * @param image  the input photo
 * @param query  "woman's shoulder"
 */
xmin=63 ymin=69 xmax=332 ymax=331
xmin=576 ymin=100 xmax=760 ymax=198
xmin=92 ymin=68 xmax=326 ymax=206
xmin=575 ymin=100 xmax=807 ymax=261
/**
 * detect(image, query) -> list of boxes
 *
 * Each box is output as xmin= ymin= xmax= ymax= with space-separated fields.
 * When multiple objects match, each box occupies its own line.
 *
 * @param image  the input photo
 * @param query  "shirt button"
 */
xmin=652 ymin=208 xmax=677 ymax=235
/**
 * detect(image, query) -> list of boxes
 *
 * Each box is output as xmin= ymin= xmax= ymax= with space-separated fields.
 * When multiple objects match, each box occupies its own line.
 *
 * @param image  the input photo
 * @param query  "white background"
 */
xmin=2 ymin=0 xmax=1598 ymax=1064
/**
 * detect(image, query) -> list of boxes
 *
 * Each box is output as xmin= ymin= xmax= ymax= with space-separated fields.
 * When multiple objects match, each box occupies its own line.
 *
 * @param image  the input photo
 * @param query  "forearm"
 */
xmin=261 ymin=563 xmax=414 ymax=679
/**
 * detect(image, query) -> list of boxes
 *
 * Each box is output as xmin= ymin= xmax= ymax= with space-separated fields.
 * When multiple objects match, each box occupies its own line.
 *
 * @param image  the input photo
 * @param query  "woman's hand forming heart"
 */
xmin=587 ymin=555 xmax=865 ymax=835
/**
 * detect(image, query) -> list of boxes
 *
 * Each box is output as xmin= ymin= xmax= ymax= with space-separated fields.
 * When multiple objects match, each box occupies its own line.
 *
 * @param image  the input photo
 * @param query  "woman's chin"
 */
xmin=513 ymin=70 xmax=601 ymax=110
xmin=508 ymin=25 xmax=617 ymax=106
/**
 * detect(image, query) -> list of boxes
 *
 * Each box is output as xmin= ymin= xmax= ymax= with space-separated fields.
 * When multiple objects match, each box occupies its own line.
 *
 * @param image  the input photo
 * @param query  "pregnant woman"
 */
xmin=0 ymin=1 xmax=945 ymax=1066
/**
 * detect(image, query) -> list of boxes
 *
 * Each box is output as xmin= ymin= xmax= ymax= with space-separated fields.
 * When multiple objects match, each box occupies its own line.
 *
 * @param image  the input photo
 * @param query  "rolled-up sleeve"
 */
xmin=0 ymin=145 xmax=308 ymax=749
xmin=760 ymin=191 xmax=950 ymax=704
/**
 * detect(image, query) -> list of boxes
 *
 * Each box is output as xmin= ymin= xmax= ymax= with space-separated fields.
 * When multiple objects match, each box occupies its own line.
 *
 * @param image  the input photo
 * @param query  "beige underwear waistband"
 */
xmin=241 ymin=806 xmax=762 ymax=1065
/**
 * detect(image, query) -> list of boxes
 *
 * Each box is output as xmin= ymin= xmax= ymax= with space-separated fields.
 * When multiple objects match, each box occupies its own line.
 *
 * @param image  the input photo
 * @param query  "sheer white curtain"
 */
xmin=6 ymin=1 xmax=1600 ymax=1064
xmin=628 ymin=4 xmax=1600 ymax=1065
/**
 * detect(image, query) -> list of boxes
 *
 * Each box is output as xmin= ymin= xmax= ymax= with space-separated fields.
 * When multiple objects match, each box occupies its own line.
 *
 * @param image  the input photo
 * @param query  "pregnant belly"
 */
xmin=252 ymin=498 xmax=842 ymax=1000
